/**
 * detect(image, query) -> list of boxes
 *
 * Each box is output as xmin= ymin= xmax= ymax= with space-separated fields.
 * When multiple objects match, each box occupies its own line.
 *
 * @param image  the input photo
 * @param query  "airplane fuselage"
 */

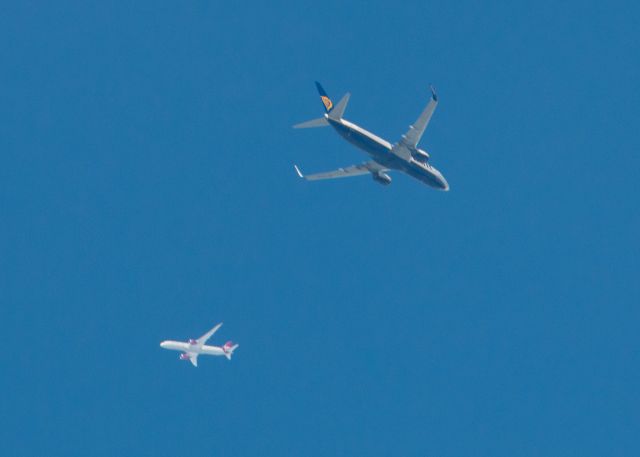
xmin=327 ymin=117 xmax=449 ymax=190
xmin=160 ymin=340 xmax=226 ymax=357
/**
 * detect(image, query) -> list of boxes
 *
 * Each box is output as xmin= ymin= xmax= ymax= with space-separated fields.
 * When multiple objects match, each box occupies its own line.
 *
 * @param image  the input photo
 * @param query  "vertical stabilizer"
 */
xmin=223 ymin=341 xmax=239 ymax=360
xmin=314 ymin=82 xmax=350 ymax=120
xmin=328 ymin=93 xmax=350 ymax=120
xmin=315 ymin=81 xmax=334 ymax=112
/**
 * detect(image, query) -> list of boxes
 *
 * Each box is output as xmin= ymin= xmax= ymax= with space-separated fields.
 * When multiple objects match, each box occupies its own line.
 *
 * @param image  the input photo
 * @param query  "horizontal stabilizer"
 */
xmin=293 ymin=117 xmax=329 ymax=129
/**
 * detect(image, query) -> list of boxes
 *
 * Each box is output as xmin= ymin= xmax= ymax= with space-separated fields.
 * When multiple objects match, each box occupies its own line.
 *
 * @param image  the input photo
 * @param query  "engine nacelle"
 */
xmin=188 ymin=339 xmax=197 ymax=345
xmin=412 ymin=148 xmax=430 ymax=162
xmin=372 ymin=172 xmax=392 ymax=186
xmin=179 ymin=353 xmax=191 ymax=360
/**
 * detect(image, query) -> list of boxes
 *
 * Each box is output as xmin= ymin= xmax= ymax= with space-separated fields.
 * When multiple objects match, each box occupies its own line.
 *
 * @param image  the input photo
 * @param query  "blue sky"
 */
xmin=1 ymin=1 xmax=639 ymax=456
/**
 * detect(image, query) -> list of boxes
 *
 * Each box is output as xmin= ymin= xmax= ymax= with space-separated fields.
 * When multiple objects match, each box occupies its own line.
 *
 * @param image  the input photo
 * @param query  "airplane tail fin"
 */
xmin=328 ymin=92 xmax=350 ymax=120
xmin=314 ymin=81 xmax=350 ymax=120
xmin=294 ymin=82 xmax=350 ymax=128
xmin=222 ymin=341 xmax=239 ymax=360
xmin=315 ymin=81 xmax=334 ymax=113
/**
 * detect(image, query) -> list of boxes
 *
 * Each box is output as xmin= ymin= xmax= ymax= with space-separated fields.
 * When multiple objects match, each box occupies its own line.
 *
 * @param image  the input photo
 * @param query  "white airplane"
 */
xmin=294 ymin=82 xmax=449 ymax=190
xmin=160 ymin=323 xmax=239 ymax=367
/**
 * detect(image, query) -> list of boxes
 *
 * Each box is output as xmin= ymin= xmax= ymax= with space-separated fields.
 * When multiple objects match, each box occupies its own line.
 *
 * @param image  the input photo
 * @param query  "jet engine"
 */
xmin=372 ymin=172 xmax=392 ymax=186
xmin=188 ymin=339 xmax=197 ymax=345
xmin=179 ymin=353 xmax=191 ymax=360
xmin=412 ymin=148 xmax=430 ymax=162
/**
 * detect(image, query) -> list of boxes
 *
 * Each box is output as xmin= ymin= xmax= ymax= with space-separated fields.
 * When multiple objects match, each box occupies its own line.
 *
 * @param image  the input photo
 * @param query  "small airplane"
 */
xmin=293 ymin=82 xmax=449 ymax=190
xmin=160 ymin=323 xmax=239 ymax=367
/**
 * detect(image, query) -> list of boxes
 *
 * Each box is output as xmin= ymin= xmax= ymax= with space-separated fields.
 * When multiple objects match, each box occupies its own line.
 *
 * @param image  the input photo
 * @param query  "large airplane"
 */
xmin=293 ymin=82 xmax=449 ymax=190
xmin=160 ymin=323 xmax=239 ymax=367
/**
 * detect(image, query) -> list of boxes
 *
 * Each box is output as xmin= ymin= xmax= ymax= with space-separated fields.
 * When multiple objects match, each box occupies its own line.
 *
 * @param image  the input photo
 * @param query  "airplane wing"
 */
xmin=294 ymin=162 xmax=386 ymax=181
xmin=196 ymin=323 xmax=222 ymax=346
xmin=400 ymin=85 xmax=438 ymax=148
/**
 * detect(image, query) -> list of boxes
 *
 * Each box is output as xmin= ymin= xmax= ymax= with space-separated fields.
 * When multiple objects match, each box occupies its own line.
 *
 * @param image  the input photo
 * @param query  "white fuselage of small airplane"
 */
xmin=161 ymin=322 xmax=238 ymax=366
xmin=160 ymin=340 xmax=227 ymax=357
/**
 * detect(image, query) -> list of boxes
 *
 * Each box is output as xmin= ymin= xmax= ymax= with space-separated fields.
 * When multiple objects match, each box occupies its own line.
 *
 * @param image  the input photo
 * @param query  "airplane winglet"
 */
xmin=430 ymin=84 xmax=438 ymax=101
xmin=294 ymin=165 xmax=304 ymax=178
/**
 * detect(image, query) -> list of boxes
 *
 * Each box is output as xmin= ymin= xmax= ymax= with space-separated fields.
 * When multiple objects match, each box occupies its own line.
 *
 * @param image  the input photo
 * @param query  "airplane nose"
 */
xmin=438 ymin=173 xmax=449 ymax=191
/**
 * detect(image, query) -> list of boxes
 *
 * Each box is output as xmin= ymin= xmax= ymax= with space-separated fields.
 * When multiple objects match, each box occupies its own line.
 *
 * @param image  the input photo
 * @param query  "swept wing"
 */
xmin=294 ymin=161 xmax=386 ymax=181
xmin=196 ymin=323 xmax=222 ymax=346
xmin=400 ymin=85 xmax=438 ymax=148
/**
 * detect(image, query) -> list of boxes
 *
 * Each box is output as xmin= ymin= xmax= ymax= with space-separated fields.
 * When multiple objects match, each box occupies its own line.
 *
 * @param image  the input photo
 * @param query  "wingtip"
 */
xmin=294 ymin=165 xmax=304 ymax=178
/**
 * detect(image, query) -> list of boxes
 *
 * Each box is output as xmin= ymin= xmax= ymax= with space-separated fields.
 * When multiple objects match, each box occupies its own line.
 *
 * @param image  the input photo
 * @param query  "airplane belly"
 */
xmin=404 ymin=164 xmax=448 ymax=190
xmin=200 ymin=345 xmax=225 ymax=356
xmin=332 ymin=124 xmax=391 ymax=159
